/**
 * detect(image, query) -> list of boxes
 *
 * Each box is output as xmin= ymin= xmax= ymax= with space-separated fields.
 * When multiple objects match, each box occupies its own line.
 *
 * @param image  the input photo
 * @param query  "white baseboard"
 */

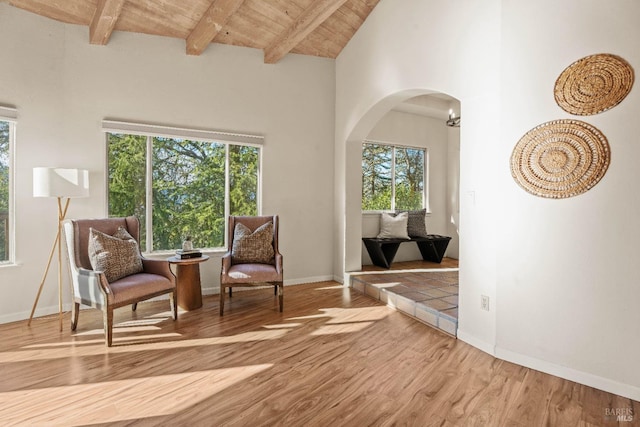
xmin=457 ymin=330 xmax=640 ymax=401
xmin=457 ymin=330 xmax=496 ymax=355
xmin=285 ymin=275 xmax=335 ymax=286
xmin=495 ymin=347 xmax=640 ymax=402
xmin=0 ymin=303 xmax=74 ymax=325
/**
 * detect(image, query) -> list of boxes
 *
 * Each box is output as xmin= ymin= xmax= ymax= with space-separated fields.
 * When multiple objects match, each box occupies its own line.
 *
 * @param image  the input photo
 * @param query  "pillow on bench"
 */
xmin=377 ymin=212 xmax=410 ymax=239
xmin=375 ymin=209 xmax=428 ymax=239
xmin=402 ymin=208 xmax=429 ymax=238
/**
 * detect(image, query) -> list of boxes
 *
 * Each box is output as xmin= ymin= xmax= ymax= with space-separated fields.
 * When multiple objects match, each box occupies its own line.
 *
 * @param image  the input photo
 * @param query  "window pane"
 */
xmin=107 ymin=133 xmax=148 ymax=249
xmin=0 ymin=121 xmax=9 ymax=261
xmin=395 ymin=147 xmax=424 ymax=210
xmin=107 ymin=131 xmax=261 ymax=253
xmin=362 ymin=144 xmax=392 ymax=210
xmin=229 ymin=145 xmax=259 ymax=216
xmin=152 ymin=137 xmax=225 ymax=251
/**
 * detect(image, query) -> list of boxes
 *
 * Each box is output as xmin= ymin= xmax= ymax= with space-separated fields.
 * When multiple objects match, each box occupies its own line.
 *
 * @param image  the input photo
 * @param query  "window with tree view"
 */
xmin=108 ymin=132 xmax=260 ymax=252
xmin=362 ymin=142 xmax=426 ymax=211
xmin=0 ymin=119 xmax=13 ymax=262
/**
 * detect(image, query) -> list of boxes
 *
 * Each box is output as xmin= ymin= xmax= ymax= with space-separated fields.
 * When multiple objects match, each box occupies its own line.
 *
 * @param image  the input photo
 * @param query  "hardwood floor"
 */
xmin=0 ymin=282 xmax=637 ymax=426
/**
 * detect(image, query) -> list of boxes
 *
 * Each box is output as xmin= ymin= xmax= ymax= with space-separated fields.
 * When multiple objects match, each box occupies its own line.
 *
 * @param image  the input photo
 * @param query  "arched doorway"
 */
xmin=344 ymin=89 xmax=461 ymax=336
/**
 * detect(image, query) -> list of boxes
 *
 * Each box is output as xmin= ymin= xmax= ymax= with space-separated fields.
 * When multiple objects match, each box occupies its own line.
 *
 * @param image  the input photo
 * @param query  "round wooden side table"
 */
xmin=167 ymin=255 xmax=209 ymax=311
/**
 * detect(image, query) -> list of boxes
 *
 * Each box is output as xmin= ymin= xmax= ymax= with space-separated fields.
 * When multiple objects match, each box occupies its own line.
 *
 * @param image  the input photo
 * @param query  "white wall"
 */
xmin=361 ymin=109 xmax=459 ymax=264
xmin=336 ymin=0 xmax=501 ymax=355
xmin=0 ymin=4 xmax=336 ymax=323
xmin=336 ymin=0 xmax=640 ymax=401
xmin=496 ymin=0 xmax=640 ymax=400
xmin=446 ymin=125 xmax=460 ymax=257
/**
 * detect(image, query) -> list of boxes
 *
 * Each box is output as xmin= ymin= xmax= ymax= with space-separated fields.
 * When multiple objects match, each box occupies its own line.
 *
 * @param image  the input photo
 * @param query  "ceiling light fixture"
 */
xmin=446 ymin=109 xmax=460 ymax=127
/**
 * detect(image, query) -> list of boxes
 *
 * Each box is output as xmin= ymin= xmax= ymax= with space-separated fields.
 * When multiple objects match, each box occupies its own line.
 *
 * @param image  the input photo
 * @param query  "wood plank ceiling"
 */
xmin=4 ymin=0 xmax=381 ymax=63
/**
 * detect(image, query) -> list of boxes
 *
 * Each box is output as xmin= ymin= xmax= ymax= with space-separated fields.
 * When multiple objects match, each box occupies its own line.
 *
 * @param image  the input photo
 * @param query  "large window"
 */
xmin=0 ymin=112 xmax=15 ymax=263
xmin=107 ymin=123 xmax=261 ymax=253
xmin=362 ymin=141 xmax=426 ymax=211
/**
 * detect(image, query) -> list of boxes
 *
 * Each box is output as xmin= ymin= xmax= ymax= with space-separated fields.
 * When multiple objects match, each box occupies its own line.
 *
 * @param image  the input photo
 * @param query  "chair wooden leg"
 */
xmin=274 ymin=285 xmax=277 ymax=295
xmin=278 ymin=283 xmax=284 ymax=312
xmin=170 ymin=291 xmax=177 ymax=320
xmin=103 ymin=307 xmax=114 ymax=347
xmin=71 ymin=302 xmax=80 ymax=331
xmin=229 ymin=287 xmax=232 ymax=298
xmin=219 ymin=285 xmax=225 ymax=316
xmin=132 ymin=303 xmax=137 ymax=312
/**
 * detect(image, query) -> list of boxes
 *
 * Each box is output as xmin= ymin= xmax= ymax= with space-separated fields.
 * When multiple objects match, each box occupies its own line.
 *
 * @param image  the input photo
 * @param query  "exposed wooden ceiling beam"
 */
xmin=5 ymin=0 xmax=380 ymax=60
xmin=89 ymin=0 xmax=125 ymax=45
xmin=186 ymin=0 xmax=246 ymax=56
xmin=264 ymin=0 xmax=348 ymax=64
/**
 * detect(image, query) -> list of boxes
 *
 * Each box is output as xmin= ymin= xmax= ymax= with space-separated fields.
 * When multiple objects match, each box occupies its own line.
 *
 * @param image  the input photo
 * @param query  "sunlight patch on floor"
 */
xmin=261 ymin=323 xmax=302 ymax=329
xmin=288 ymin=306 xmax=390 ymax=324
xmin=311 ymin=321 xmax=375 ymax=335
xmin=321 ymin=306 xmax=391 ymax=323
xmin=313 ymin=284 xmax=345 ymax=290
xmin=287 ymin=306 xmax=391 ymax=336
xmin=114 ymin=317 xmax=169 ymax=327
xmin=74 ymin=324 xmax=163 ymax=337
xmin=0 ymin=329 xmax=289 ymax=363
xmin=0 ymin=365 xmax=273 ymax=426
xmin=23 ymin=331 xmax=183 ymax=349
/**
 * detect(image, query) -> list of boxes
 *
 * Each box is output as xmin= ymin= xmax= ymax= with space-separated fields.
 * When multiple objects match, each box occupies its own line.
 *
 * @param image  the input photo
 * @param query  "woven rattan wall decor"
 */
xmin=554 ymin=53 xmax=634 ymax=115
xmin=510 ymin=120 xmax=610 ymax=199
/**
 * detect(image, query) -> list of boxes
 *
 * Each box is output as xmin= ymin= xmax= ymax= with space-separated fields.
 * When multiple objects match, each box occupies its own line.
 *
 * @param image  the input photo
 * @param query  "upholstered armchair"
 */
xmin=63 ymin=216 xmax=177 ymax=346
xmin=220 ymin=215 xmax=283 ymax=315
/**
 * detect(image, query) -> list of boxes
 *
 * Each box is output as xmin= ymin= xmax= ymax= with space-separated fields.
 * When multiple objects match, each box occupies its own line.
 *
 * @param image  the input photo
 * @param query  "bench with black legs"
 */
xmin=362 ymin=235 xmax=451 ymax=269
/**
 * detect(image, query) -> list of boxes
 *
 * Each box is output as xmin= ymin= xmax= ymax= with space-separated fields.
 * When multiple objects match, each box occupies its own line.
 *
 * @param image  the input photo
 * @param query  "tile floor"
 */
xmin=350 ymin=269 xmax=459 ymax=337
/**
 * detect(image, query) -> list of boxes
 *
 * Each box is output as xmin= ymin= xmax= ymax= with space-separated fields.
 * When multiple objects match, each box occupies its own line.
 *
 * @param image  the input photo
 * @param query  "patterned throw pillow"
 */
xmin=232 ymin=221 xmax=275 ymax=264
xmin=113 ymin=226 xmax=135 ymax=241
xmin=404 ymin=208 xmax=429 ymax=238
xmin=88 ymin=226 xmax=144 ymax=282
xmin=377 ymin=212 xmax=410 ymax=239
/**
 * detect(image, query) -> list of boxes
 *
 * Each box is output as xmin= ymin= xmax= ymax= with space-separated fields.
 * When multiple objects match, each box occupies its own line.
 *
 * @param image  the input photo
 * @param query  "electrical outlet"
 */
xmin=481 ymin=295 xmax=490 ymax=311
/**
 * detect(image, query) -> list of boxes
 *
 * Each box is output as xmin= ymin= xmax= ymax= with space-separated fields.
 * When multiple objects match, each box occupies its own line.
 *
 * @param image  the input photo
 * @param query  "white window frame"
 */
xmin=102 ymin=120 xmax=263 ymax=253
xmin=0 ymin=106 xmax=17 ymax=266
xmin=362 ymin=139 xmax=429 ymax=213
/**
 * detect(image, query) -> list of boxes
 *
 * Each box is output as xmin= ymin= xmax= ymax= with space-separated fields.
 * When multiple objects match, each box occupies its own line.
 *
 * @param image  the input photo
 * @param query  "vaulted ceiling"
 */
xmin=4 ymin=0 xmax=380 ymax=63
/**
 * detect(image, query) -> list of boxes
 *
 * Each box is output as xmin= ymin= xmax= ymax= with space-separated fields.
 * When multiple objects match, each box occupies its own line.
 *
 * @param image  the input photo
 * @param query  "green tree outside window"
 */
xmin=362 ymin=142 xmax=426 ymax=211
xmin=0 ymin=121 xmax=10 ymax=261
xmin=107 ymin=133 xmax=260 ymax=252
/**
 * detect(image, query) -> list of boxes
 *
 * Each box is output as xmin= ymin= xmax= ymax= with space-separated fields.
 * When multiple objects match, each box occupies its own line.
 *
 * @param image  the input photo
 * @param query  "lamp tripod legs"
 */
xmin=28 ymin=197 xmax=70 ymax=331
xmin=27 ymin=231 xmax=60 ymax=327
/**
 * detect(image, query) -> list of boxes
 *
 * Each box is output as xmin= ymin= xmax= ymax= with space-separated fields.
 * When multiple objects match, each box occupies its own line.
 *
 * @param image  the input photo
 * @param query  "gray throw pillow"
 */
xmin=232 ymin=221 xmax=275 ymax=264
xmin=404 ymin=208 xmax=429 ymax=238
xmin=88 ymin=227 xmax=143 ymax=282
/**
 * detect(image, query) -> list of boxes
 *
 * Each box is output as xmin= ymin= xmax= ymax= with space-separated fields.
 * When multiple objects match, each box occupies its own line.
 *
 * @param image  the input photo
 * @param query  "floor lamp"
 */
xmin=29 ymin=167 xmax=89 ymax=331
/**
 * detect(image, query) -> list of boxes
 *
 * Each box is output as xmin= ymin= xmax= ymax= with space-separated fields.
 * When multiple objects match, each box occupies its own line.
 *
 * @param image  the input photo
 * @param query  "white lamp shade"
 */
xmin=33 ymin=167 xmax=90 ymax=198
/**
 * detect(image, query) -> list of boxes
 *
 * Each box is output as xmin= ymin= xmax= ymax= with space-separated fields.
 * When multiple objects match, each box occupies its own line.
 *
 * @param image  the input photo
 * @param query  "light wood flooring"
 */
xmin=0 ymin=282 xmax=637 ymax=426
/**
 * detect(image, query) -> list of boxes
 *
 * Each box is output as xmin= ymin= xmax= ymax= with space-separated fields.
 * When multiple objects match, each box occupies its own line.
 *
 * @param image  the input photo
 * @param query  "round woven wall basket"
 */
xmin=510 ymin=120 xmax=610 ymax=199
xmin=554 ymin=53 xmax=634 ymax=115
